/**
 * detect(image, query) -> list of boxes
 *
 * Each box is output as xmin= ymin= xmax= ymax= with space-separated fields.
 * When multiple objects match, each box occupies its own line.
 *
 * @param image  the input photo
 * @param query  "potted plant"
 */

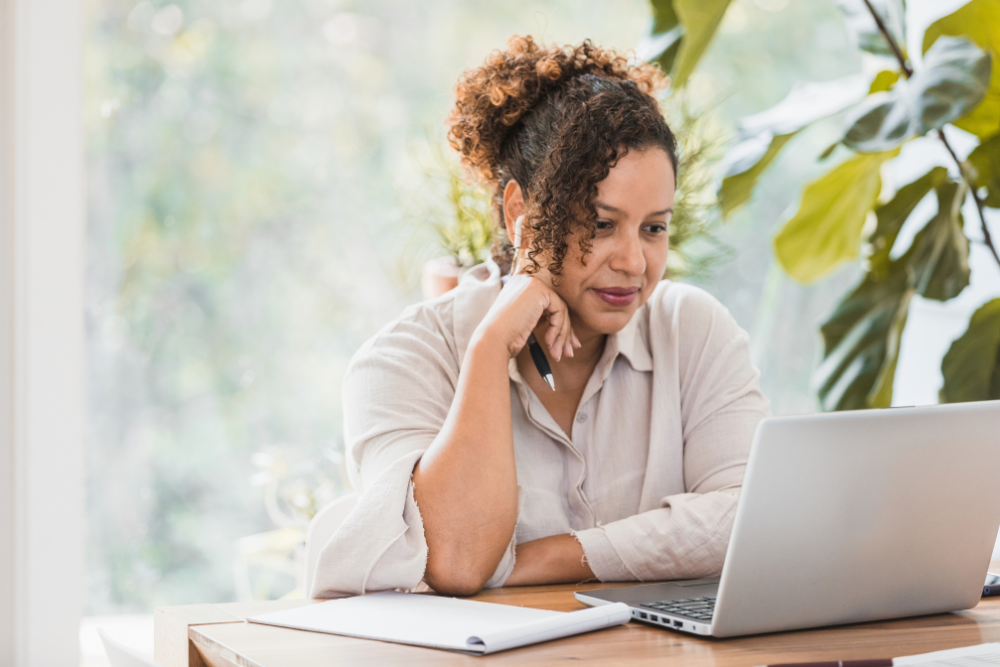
xmin=418 ymin=146 xmax=495 ymax=300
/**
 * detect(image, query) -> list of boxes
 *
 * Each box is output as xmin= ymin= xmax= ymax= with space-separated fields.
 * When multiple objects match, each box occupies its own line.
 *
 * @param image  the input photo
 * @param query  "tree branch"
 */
xmin=861 ymin=0 xmax=912 ymax=77
xmin=937 ymin=129 xmax=1000 ymax=267
xmin=861 ymin=0 xmax=1000 ymax=270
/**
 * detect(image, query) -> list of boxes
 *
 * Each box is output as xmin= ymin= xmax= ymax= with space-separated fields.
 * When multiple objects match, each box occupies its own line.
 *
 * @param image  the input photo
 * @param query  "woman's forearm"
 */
xmin=504 ymin=534 xmax=596 ymax=587
xmin=412 ymin=331 xmax=520 ymax=595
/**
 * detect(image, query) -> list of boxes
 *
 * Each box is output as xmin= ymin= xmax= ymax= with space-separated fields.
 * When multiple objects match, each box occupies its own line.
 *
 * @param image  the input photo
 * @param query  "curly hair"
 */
xmin=447 ymin=35 xmax=677 ymax=277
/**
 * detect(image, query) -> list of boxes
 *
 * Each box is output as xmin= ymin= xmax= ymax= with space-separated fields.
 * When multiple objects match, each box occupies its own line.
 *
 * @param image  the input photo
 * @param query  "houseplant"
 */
xmin=714 ymin=0 xmax=1000 ymax=409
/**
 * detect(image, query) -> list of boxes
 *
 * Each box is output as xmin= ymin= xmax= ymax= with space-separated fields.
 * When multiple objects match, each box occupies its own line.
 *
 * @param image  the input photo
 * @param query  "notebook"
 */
xmin=894 ymin=643 xmax=1000 ymax=666
xmin=247 ymin=591 xmax=631 ymax=655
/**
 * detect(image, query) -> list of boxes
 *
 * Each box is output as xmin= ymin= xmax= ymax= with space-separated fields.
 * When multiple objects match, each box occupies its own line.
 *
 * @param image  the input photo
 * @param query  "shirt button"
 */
xmin=575 ymin=413 xmax=587 ymax=424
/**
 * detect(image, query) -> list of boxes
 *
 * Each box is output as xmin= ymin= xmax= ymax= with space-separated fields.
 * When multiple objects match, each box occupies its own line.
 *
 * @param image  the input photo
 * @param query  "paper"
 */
xmin=247 ymin=591 xmax=631 ymax=654
xmin=894 ymin=643 xmax=1000 ymax=666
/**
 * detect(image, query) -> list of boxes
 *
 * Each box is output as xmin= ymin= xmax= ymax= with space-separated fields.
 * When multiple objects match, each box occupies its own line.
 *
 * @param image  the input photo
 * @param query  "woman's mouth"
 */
xmin=592 ymin=287 xmax=639 ymax=307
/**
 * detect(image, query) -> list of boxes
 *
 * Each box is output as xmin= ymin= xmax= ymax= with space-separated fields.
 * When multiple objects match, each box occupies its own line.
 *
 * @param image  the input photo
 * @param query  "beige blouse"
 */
xmin=311 ymin=260 xmax=770 ymax=598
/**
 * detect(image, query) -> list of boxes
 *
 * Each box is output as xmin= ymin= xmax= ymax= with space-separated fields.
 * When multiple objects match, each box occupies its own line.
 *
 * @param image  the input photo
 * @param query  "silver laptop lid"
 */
xmin=712 ymin=401 xmax=1000 ymax=637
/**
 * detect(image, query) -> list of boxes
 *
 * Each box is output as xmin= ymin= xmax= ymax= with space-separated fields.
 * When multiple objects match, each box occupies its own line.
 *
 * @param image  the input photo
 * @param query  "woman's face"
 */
xmin=553 ymin=147 xmax=675 ymax=339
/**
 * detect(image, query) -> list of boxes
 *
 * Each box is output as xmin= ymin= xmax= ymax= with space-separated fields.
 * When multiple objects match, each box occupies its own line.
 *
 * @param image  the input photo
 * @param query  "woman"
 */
xmin=311 ymin=36 xmax=769 ymax=598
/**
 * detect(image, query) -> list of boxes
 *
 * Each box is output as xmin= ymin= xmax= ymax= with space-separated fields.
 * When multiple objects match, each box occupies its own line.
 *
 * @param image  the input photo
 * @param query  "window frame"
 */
xmin=0 ymin=0 xmax=85 ymax=664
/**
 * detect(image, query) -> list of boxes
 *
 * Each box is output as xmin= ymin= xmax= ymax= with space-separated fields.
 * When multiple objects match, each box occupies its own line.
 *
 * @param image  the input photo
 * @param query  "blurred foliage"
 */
xmin=718 ymin=0 xmax=1000 ymax=411
xmin=940 ymin=298 xmax=1000 ymax=403
xmin=718 ymin=75 xmax=869 ymax=218
xmin=642 ymin=0 xmax=735 ymax=88
xmin=774 ymin=149 xmax=897 ymax=283
xmin=85 ymin=0 xmax=652 ymax=613
xmin=921 ymin=0 xmax=1000 ymax=139
xmin=660 ymin=96 xmax=734 ymax=279
xmin=408 ymin=144 xmax=494 ymax=270
xmin=231 ymin=447 xmax=347 ymax=601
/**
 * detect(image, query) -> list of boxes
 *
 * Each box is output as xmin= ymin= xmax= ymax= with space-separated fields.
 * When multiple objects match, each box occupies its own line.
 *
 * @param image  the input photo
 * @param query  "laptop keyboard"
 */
xmin=641 ymin=596 xmax=716 ymax=622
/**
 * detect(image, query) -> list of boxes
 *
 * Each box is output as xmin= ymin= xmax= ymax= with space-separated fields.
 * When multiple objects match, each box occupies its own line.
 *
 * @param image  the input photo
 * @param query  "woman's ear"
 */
xmin=502 ymin=180 xmax=525 ymax=244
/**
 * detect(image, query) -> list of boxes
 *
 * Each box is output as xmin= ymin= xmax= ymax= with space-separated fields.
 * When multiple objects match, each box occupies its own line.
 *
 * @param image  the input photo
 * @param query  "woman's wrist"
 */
xmin=468 ymin=324 xmax=516 ymax=362
xmin=505 ymin=534 xmax=596 ymax=587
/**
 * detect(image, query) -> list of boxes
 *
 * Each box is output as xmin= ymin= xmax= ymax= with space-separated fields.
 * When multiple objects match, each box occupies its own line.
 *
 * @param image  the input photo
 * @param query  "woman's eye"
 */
xmin=595 ymin=220 xmax=614 ymax=231
xmin=645 ymin=224 xmax=668 ymax=234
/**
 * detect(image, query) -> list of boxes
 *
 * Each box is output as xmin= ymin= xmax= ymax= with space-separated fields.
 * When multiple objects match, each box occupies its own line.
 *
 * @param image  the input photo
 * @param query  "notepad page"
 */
xmin=248 ymin=591 xmax=561 ymax=653
xmin=894 ymin=643 xmax=1000 ymax=666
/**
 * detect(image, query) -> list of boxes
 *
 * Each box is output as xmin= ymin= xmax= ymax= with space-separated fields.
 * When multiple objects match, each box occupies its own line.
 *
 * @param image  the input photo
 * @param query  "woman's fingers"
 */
xmin=541 ymin=294 xmax=566 ymax=361
xmin=547 ymin=314 xmax=563 ymax=361
xmin=561 ymin=305 xmax=573 ymax=359
xmin=544 ymin=306 xmax=562 ymax=348
xmin=491 ymin=268 xmax=577 ymax=364
xmin=544 ymin=292 xmax=577 ymax=363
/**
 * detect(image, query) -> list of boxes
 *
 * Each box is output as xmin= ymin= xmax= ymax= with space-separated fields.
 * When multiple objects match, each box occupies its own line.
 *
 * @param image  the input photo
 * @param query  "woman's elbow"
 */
xmin=423 ymin=556 xmax=492 ymax=596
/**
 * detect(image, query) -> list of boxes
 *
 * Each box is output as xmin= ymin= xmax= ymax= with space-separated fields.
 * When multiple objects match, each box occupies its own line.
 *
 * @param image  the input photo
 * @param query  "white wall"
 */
xmin=0 ymin=0 xmax=84 ymax=665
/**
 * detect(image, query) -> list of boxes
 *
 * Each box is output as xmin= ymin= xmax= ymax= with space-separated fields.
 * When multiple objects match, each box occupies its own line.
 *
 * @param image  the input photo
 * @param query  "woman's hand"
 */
xmin=474 ymin=271 xmax=580 ymax=361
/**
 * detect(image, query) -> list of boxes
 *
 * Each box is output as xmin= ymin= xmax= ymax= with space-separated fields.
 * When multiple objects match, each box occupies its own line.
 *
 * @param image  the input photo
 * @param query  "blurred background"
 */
xmin=81 ymin=0 xmax=1000 ymax=662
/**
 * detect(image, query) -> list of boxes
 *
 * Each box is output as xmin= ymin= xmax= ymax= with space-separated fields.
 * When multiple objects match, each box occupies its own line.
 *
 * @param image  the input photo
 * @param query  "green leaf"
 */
xmin=718 ymin=75 xmax=869 ymax=217
xmin=774 ymin=150 xmax=897 ymax=283
xmin=868 ymin=166 xmax=950 ymax=280
xmin=719 ymin=133 xmax=793 ymax=218
xmin=639 ymin=0 xmax=684 ymax=76
xmin=814 ymin=176 xmax=972 ymax=412
xmin=841 ymin=91 xmax=910 ymax=153
xmin=650 ymin=0 xmax=680 ymax=34
xmin=671 ymin=0 xmax=734 ymax=88
xmin=913 ymin=36 xmax=993 ymax=130
xmin=814 ymin=261 xmax=914 ymax=411
xmin=868 ymin=300 xmax=908 ymax=409
xmin=843 ymin=36 xmax=992 ymax=152
xmin=923 ymin=0 xmax=1000 ymax=139
xmin=818 ymin=142 xmax=839 ymax=161
xmin=940 ymin=298 xmax=1000 ymax=403
xmin=868 ymin=69 xmax=900 ymax=94
xmin=967 ymin=132 xmax=1000 ymax=207
xmin=836 ymin=0 xmax=906 ymax=58
xmin=907 ymin=180 xmax=970 ymax=301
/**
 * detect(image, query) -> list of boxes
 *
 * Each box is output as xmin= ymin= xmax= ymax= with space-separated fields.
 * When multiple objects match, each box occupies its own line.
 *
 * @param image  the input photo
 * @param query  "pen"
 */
xmin=527 ymin=332 xmax=555 ymax=391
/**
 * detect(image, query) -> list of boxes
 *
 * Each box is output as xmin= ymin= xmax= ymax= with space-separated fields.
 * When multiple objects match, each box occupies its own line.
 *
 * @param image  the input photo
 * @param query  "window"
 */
xmin=85 ymin=0 xmax=651 ymax=615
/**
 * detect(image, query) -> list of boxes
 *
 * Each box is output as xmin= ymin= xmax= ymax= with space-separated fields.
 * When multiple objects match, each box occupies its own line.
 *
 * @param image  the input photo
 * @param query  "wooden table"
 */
xmin=155 ymin=560 xmax=1000 ymax=667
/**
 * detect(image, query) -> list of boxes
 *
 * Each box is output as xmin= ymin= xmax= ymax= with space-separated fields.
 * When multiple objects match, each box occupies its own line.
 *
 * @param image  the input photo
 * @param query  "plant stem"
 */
xmin=937 ymin=129 xmax=1000 ymax=267
xmin=861 ymin=0 xmax=1000 ymax=270
xmin=860 ymin=0 xmax=912 ymax=77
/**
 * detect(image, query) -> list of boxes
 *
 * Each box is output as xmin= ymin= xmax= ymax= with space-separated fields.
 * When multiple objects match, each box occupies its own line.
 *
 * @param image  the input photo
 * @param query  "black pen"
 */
xmin=526 ymin=332 xmax=555 ymax=391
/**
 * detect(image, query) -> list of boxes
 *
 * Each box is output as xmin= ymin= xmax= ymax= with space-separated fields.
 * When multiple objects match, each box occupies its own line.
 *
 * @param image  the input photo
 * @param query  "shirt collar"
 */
xmin=611 ymin=304 xmax=653 ymax=372
xmin=451 ymin=259 xmax=654 ymax=373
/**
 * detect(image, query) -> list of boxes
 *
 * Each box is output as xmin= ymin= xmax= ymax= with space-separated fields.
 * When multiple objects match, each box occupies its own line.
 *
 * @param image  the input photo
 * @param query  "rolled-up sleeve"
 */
xmin=310 ymin=305 xmax=515 ymax=598
xmin=572 ymin=286 xmax=770 ymax=582
xmin=574 ymin=492 xmax=738 ymax=581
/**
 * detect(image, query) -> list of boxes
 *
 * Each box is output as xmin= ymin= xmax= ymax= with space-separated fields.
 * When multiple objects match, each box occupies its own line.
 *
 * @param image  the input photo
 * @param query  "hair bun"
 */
xmin=447 ymin=35 xmax=665 ymax=184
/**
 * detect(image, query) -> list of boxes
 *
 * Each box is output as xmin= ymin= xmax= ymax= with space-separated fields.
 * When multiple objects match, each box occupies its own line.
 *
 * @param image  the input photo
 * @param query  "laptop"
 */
xmin=575 ymin=400 xmax=1000 ymax=637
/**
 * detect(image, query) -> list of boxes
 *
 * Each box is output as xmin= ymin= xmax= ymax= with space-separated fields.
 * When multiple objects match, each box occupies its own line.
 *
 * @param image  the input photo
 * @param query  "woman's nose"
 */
xmin=609 ymin=231 xmax=646 ymax=276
